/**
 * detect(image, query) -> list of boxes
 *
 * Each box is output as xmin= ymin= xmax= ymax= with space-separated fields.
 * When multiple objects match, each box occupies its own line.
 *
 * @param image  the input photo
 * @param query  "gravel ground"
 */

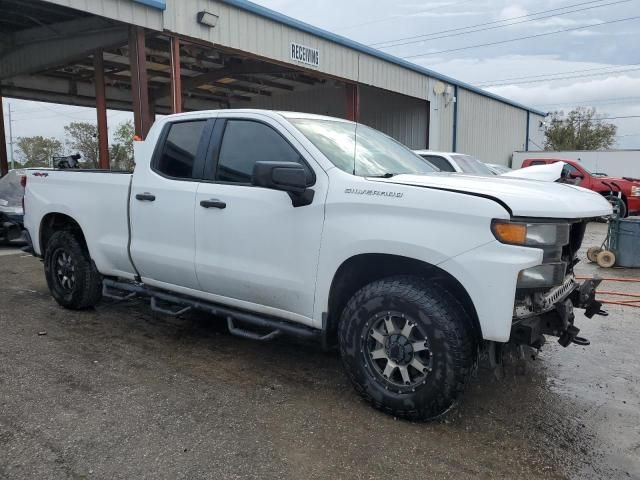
xmin=0 ymin=222 xmax=638 ymax=480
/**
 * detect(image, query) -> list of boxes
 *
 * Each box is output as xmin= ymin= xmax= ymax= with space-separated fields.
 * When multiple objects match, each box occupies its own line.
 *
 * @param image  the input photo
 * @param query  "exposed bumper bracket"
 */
xmin=511 ymin=277 xmax=607 ymax=349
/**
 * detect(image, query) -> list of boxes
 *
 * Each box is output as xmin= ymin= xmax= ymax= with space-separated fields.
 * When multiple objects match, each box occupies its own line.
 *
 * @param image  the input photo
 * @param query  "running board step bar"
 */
xmin=227 ymin=317 xmax=281 ymax=342
xmin=150 ymin=297 xmax=192 ymax=317
xmin=102 ymin=279 xmax=320 ymax=342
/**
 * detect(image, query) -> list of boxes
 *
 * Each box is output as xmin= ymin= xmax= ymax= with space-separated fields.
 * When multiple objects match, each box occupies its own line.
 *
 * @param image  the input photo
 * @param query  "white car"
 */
xmin=24 ymin=110 xmax=611 ymax=420
xmin=414 ymin=150 xmax=496 ymax=175
xmin=487 ymin=163 xmax=512 ymax=175
xmin=414 ymin=150 xmax=565 ymax=182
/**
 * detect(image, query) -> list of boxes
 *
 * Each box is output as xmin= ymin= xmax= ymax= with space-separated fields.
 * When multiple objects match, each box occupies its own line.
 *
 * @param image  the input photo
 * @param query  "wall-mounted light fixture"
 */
xmin=444 ymin=85 xmax=456 ymax=107
xmin=197 ymin=11 xmax=219 ymax=28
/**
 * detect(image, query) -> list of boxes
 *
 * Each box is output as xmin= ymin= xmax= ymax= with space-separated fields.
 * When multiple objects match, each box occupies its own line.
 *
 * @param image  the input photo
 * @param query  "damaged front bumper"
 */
xmin=510 ymin=276 xmax=607 ymax=348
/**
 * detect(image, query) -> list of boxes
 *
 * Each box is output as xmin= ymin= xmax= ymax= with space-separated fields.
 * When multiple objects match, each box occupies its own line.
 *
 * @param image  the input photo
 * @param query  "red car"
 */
xmin=521 ymin=158 xmax=640 ymax=217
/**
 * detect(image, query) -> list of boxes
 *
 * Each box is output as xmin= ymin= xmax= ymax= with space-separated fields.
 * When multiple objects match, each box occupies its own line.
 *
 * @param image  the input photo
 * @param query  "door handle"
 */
xmin=135 ymin=192 xmax=156 ymax=202
xmin=200 ymin=199 xmax=227 ymax=209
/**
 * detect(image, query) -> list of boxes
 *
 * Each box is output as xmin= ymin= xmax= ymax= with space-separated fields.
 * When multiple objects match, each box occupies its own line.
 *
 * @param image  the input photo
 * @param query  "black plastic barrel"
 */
xmin=616 ymin=218 xmax=640 ymax=268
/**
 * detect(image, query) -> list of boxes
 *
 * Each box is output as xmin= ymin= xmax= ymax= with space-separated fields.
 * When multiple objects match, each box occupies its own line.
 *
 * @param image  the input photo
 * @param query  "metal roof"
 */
xmin=220 ymin=0 xmax=548 ymax=117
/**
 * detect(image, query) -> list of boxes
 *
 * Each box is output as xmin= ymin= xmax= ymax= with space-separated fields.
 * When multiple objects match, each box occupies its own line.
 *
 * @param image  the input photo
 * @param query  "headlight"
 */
xmin=491 ymin=220 xmax=570 ymax=247
xmin=631 ymin=186 xmax=640 ymax=197
xmin=517 ymin=263 xmax=567 ymax=289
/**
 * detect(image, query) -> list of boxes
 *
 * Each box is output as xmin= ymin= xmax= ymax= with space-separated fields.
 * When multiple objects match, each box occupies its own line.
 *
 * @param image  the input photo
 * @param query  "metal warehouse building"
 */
xmin=0 ymin=0 xmax=546 ymax=175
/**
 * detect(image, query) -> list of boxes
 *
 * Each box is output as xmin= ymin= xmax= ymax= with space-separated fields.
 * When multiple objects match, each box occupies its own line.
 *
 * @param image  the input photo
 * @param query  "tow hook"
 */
xmin=558 ymin=324 xmax=590 ymax=347
xmin=556 ymin=299 xmax=592 ymax=348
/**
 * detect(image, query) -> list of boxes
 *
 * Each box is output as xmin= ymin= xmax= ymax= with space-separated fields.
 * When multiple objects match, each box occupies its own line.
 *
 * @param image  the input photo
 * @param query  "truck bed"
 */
xmin=24 ymin=169 xmax=137 ymax=279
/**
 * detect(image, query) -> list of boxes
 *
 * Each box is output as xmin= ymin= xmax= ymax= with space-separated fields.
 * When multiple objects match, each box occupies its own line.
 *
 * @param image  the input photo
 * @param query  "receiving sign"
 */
xmin=290 ymin=43 xmax=320 ymax=68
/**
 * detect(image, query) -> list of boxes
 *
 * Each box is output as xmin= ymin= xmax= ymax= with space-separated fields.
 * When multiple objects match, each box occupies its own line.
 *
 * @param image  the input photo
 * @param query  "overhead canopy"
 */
xmin=0 ymin=0 xmax=331 ymax=114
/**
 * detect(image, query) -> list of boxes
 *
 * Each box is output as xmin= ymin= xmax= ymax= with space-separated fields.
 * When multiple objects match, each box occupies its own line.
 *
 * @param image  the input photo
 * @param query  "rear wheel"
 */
xmin=338 ymin=275 xmax=476 ymax=421
xmin=44 ymin=230 xmax=102 ymax=309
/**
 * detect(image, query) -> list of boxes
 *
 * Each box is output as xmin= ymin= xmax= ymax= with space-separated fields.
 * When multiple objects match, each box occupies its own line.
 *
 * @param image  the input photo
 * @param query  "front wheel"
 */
xmin=338 ymin=275 xmax=477 ymax=421
xmin=44 ymin=230 xmax=103 ymax=309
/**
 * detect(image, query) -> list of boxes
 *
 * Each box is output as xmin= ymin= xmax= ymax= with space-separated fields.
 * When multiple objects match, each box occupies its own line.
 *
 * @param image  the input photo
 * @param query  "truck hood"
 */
xmin=370 ymin=173 xmax=613 ymax=219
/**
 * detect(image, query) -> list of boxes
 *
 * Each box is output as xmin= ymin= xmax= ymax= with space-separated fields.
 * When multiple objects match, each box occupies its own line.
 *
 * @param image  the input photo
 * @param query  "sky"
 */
xmin=3 ymin=0 xmax=640 ymax=164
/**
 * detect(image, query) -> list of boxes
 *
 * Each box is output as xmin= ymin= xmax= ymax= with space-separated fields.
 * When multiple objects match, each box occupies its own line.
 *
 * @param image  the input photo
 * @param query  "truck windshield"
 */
xmin=451 ymin=154 xmax=494 ymax=175
xmin=290 ymin=118 xmax=437 ymax=177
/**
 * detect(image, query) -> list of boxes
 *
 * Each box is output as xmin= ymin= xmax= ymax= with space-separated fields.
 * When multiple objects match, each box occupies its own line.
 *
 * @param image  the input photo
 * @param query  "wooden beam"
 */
xmin=94 ymin=49 xmax=110 ymax=170
xmin=170 ymin=36 xmax=182 ymax=114
xmin=203 ymin=82 xmax=271 ymax=97
xmin=155 ymin=60 xmax=292 ymax=100
xmin=129 ymin=26 xmax=152 ymax=139
xmin=240 ymin=76 xmax=294 ymax=91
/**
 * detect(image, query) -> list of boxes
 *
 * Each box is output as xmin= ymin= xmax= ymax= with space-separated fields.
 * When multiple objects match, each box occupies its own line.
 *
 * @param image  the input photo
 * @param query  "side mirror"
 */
xmin=252 ymin=161 xmax=308 ymax=193
xmin=252 ymin=161 xmax=314 ymax=207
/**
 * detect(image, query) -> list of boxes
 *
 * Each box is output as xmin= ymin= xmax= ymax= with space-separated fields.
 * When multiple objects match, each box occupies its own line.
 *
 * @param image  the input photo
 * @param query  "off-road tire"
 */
xmin=44 ymin=230 xmax=102 ymax=309
xmin=338 ymin=275 xmax=477 ymax=421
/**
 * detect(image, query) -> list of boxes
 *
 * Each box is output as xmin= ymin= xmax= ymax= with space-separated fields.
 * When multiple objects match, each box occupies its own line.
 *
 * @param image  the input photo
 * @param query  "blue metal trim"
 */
xmin=220 ymin=0 xmax=547 ymax=116
xmin=133 ymin=0 xmax=166 ymax=10
xmin=525 ymin=112 xmax=530 ymax=152
xmin=452 ymin=85 xmax=459 ymax=152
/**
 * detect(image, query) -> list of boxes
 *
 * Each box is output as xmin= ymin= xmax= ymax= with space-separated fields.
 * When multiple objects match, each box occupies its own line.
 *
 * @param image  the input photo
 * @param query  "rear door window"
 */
xmin=155 ymin=120 xmax=207 ymax=179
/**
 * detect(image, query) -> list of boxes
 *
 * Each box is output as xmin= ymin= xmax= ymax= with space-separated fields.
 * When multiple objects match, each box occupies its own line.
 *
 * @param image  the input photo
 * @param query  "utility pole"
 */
xmin=7 ymin=102 xmax=14 ymax=170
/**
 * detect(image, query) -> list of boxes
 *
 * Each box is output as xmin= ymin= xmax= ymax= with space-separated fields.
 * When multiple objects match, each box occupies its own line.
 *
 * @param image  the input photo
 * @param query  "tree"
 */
xmin=64 ymin=122 xmax=99 ymax=168
xmin=544 ymin=107 xmax=617 ymax=151
xmin=110 ymin=120 xmax=135 ymax=171
xmin=15 ymin=136 xmax=63 ymax=168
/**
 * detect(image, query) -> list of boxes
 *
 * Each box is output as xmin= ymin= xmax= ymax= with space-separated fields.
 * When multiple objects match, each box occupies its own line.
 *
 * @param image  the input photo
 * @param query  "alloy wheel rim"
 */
xmin=54 ymin=249 xmax=76 ymax=292
xmin=364 ymin=311 xmax=432 ymax=389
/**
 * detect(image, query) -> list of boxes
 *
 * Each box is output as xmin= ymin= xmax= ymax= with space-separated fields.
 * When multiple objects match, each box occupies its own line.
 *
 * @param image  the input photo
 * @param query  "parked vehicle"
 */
xmin=503 ymin=161 xmax=566 ymax=182
xmin=24 ymin=110 xmax=612 ymax=420
xmin=414 ymin=150 xmax=495 ymax=175
xmin=521 ymin=158 xmax=640 ymax=217
xmin=414 ymin=150 xmax=564 ymax=181
xmin=0 ymin=169 xmax=26 ymax=244
xmin=486 ymin=163 xmax=512 ymax=175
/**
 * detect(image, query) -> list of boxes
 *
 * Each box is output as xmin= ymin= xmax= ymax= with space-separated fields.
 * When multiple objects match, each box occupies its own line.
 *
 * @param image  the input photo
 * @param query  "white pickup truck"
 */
xmin=24 ymin=110 xmax=611 ymax=420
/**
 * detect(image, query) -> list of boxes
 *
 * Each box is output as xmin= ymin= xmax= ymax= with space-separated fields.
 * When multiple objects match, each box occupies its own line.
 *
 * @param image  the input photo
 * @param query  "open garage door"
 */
xmin=233 ymin=82 xmax=429 ymax=150
xmin=359 ymin=86 xmax=429 ymax=150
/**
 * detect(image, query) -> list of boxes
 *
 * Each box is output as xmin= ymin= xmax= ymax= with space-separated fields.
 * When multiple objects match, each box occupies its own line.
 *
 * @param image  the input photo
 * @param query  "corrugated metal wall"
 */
xmin=43 ymin=0 xmax=163 ymax=30
xmin=431 ymin=91 xmax=454 ymax=152
xmin=359 ymin=86 xmax=428 ymax=150
xmin=456 ymin=88 xmax=528 ymax=165
xmin=164 ymin=1 xmax=361 ymax=88
xmin=528 ymin=113 xmax=547 ymax=152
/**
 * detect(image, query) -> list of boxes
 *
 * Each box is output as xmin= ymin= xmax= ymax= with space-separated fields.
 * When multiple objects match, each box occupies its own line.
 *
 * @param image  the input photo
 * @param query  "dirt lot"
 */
xmin=0 ymin=223 xmax=639 ymax=480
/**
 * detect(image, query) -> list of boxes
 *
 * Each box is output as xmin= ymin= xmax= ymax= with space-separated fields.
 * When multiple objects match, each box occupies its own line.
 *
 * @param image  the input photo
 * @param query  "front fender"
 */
xmin=438 ymin=241 xmax=541 ymax=341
